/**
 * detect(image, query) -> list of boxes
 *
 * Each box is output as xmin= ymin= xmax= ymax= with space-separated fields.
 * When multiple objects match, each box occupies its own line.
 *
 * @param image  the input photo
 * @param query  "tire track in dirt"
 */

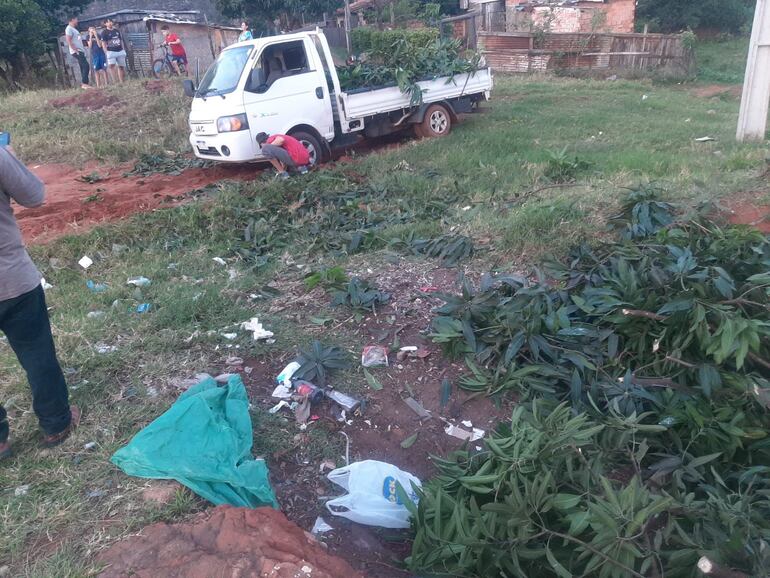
xmin=17 ymin=161 xmax=259 ymax=243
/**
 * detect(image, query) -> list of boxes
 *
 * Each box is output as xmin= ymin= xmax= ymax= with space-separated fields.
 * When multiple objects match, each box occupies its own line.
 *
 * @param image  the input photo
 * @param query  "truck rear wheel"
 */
xmin=289 ymin=130 xmax=328 ymax=166
xmin=419 ymin=104 xmax=452 ymax=138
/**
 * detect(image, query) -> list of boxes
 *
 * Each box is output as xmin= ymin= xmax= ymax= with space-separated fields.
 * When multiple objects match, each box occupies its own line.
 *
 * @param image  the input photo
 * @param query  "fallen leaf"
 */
xmin=401 ymin=432 xmax=419 ymax=449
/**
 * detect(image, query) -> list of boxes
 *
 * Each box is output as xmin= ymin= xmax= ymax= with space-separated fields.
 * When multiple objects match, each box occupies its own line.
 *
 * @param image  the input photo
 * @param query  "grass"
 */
xmin=0 ymin=80 xmax=191 ymax=166
xmin=695 ymin=36 xmax=749 ymax=84
xmin=1 ymin=68 xmax=769 ymax=575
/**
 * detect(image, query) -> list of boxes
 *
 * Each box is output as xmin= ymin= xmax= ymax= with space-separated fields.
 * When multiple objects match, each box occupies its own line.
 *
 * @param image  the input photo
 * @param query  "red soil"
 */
xmin=17 ymin=161 xmax=258 ymax=243
xmin=724 ymin=192 xmax=770 ymax=233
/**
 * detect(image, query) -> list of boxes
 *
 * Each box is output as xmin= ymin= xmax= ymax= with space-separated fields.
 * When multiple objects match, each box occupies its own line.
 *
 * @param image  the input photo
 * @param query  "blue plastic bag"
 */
xmin=112 ymin=375 xmax=277 ymax=508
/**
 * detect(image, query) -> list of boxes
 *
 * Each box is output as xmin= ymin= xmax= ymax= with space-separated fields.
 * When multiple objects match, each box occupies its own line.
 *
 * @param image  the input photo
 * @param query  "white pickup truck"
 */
xmin=183 ymin=28 xmax=493 ymax=164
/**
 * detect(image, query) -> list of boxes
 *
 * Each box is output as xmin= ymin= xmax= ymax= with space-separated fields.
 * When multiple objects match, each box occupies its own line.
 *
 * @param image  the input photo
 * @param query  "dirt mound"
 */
xmin=18 ymin=161 xmax=257 ymax=243
xmin=143 ymin=79 xmax=172 ymax=95
xmin=97 ymin=505 xmax=364 ymax=578
xmin=723 ymin=192 xmax=770 ymax=233
xmin=48 ymin=91 xmax=121 ymax=111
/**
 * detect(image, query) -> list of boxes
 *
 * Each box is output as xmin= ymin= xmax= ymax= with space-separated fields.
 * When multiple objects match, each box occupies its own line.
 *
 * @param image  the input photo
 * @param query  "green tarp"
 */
xmin=112 ymin=375 xmax=277 ymax=508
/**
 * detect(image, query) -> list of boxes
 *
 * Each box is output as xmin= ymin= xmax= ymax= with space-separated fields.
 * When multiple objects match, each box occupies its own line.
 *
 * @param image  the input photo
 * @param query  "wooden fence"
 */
xmin=477 ymin=31 xmax=695 ymax=77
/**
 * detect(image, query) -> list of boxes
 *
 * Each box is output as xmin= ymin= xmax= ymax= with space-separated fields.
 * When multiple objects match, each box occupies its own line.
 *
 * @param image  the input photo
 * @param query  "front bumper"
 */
xmin=188 ymin=130 xmax=257 ymax=163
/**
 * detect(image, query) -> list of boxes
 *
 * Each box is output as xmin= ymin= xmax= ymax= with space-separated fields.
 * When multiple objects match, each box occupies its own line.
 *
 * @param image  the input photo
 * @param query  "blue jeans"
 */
xmin=0 ymin=285 xmax=71 ymax=443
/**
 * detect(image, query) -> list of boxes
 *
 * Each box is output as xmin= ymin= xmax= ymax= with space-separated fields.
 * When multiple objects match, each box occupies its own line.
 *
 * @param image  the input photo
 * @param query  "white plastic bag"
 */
xmin=325 ymin=460 xmax=421 ymax=529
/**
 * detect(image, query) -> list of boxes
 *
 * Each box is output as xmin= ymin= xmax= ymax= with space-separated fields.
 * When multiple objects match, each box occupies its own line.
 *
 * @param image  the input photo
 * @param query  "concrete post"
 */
xmin=737 ymin=0 xmax=770 ymax=142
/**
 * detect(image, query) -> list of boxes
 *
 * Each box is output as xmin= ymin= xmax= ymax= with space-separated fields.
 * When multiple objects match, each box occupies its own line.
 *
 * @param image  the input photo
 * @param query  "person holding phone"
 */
xmin=88 ymin=27 xmax=108 ymax=88
xmin=0 ymin=146 xmax=79 ymax=461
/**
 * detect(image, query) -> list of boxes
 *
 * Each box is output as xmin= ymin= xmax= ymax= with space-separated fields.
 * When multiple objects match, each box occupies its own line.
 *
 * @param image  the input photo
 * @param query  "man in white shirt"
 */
xmin=65 ymin=16 xmax=90 ymax=89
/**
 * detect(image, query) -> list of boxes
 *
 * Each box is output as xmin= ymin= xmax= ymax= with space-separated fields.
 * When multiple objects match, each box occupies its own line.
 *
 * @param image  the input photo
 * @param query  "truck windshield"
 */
xmin=196 ymin=45 xmax=253 ymax=97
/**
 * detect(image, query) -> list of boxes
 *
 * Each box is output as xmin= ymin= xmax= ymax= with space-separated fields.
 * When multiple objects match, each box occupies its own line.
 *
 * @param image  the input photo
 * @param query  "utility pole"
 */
xmin=344 ymin=0 xmax=352 ymax=56
xmin=737 ymin=0 xmax=770 ymax=142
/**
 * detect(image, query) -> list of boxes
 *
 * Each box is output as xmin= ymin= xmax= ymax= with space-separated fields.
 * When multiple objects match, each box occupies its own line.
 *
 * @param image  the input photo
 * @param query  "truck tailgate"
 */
xmin=339 ymin=68 xmax=493 ymax=120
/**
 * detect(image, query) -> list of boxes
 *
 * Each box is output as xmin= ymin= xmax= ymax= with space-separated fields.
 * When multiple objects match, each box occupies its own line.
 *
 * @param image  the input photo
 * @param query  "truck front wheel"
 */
xmin=418 ymin=104 xmax=452 ymax=138
xmin=289 ymin=130 xmax=329 ymax=165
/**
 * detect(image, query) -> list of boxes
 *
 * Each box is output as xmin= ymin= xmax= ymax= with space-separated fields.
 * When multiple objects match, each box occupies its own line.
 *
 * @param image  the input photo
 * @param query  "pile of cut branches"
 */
xmin=405 ymin=188 xmax=770 ymax=577
xmin=338 ymin=28 xmax=481 ymax=104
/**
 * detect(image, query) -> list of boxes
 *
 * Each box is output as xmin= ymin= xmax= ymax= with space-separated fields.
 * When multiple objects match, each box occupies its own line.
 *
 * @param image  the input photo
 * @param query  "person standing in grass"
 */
xmin=65 ymin=16 xmax=90 ymax=89
xmin=238 ymin=21 xmax=253 ymax=42
xmin=100 ymin=19 xmax=127 ymax=83
xmin=256 ymin=132 xmax=310 ymax=179
xmin=0 ymin=147 xmax=80 ymax=462
xmin=88 ymin=27 xmax=108 ymax=88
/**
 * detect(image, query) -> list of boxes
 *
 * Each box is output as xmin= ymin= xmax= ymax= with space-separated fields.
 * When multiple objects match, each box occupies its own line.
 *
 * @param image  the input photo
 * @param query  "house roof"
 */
xmin=79 ymin=8 xmax=202 ymax=23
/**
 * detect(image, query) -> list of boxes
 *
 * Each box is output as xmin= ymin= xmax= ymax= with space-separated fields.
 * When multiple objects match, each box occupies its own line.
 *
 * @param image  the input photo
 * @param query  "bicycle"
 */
xmin=152 ymin=44 xmax=187 ymax=78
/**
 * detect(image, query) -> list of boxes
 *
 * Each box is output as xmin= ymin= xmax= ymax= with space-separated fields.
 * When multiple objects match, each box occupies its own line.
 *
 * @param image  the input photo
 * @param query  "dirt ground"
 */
xmin=18 ymin=161 xmax=257 ymax=242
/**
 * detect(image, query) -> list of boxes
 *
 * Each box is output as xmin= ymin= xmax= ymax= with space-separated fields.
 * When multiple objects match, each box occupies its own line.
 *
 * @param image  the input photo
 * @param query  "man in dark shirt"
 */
xmin=100 ymin=19 xmax=126 ymax=83
xmin=0 ymin=147 xmax=79 ymax=461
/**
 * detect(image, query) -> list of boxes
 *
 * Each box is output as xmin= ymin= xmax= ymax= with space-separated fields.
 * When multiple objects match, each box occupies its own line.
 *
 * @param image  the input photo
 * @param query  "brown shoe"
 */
xmin=42 ymin=405 xmax=81 ymax=448
xmin=0 ymin=441 xmax=11 ymax=461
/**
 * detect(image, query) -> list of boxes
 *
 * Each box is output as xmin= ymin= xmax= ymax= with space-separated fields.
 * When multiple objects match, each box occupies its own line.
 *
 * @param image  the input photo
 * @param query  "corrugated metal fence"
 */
xmin=478 ymin=31 xmax=695 ymax=77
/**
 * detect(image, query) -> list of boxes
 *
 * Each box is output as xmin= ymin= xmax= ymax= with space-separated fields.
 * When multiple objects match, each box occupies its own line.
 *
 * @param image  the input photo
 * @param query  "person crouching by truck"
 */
xmin=256 ymin=132 xmax=310 ymax=180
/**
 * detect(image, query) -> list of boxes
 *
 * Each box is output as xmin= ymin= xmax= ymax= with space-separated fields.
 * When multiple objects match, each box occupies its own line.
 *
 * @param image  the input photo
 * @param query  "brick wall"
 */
xmin=504 ymin=0 xmax=635 ymax=34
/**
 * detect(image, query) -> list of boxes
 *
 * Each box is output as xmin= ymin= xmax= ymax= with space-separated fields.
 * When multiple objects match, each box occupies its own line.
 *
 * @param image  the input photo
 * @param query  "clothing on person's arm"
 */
xmin=0 ymin=148 xmax=44 ymax=208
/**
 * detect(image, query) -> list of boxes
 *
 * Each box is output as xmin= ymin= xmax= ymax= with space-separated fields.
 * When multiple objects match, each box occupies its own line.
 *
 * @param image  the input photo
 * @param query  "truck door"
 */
xmin=242 ymin=37 xmax=334 ymax=153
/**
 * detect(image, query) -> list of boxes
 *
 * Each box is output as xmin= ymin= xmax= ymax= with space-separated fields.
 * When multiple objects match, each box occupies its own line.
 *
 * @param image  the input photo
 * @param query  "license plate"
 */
xmin=196 ymin=140 xmax=207 ymax=148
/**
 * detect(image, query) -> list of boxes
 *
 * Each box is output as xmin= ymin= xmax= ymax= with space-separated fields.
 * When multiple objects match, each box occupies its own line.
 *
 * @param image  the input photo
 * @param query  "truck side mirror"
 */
xmin=182 ymin=79 xmax=196 ymax=98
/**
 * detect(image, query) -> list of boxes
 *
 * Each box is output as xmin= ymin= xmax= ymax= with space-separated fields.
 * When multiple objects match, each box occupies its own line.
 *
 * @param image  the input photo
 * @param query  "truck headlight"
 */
xmin=217 ymin=114 xmax=249 ymax=133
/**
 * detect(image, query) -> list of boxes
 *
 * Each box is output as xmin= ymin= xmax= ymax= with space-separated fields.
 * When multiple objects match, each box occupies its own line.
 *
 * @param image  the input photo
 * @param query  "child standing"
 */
xmin=88 ymin=27 xmax=107 ymax=88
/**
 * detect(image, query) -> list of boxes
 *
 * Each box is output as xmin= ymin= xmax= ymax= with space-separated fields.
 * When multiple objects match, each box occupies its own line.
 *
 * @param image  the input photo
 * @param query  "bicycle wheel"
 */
xmin=152 ymin=59 xmax=170 ymax=79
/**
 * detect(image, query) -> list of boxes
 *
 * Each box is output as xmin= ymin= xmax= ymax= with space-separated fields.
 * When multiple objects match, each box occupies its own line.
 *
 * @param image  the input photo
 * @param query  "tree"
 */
xmin=0 ymin=0 xmax=93 ymax=88
xmin=217 ymin=0 xmax=342 ymax=29
xmin=637 ymin=0 xmax=754 ymax=34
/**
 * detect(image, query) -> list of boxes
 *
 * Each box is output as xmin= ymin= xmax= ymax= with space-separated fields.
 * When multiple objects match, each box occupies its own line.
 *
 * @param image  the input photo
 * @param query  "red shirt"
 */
xmin=166 ymin=33 xmax=186 ymax=57
xmin=267 ymin=134 xmax=310 ymax=165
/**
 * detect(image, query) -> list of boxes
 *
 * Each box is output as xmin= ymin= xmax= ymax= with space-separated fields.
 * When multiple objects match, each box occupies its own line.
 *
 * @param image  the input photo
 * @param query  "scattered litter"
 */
xmin=327 ymin=389 xmax=361 ymax=412
xmin=461 ymin=420 xmax=473 ymax=428
xmin=14 ymin=485 xmax=29 ymax=497
xmin=146 ymin=386 xmax=159 ymax=398
xmin=78 ymin=255 xmax=94 ymax=269
xmin=401 ymin=432 xmax=419 ymax=449
xmin=84 ymin=442 xmax=97 ymax=450
xmin=404 ymin=397 xmax=431 ymax=419
xmin=112 ymin=243 xmax=128 ymax=255
xmin=135 ymin=303 xmax=152 ymax=313
xmin=339 ymin=431 xmax=351 ymax=465
xmin=294 ymin=396 xmax=311 ymax=424
xmin=462 ymin=205 xmax=471 ymax=211
xmin=325 ymin=460 xmax=421 ymax=528
xmin=319 ymin=459 xmax=336 ymax=473
xmin=221 ymin=333 xmax=237 ymax=340
xmin=87 ymin=489 xmax=107 ymax=499
xmin=240 ymin=317 xmax=274 ymax=341
xmin=400 ymin=346 xmax=418 ymax=352
xmin=95 ymin=344 xmax=118 ymax=354
xmin=695 ymin=136 xmax=715 ymax=142
xmin=269 ymin=400 xmax=291 ymax=414
xmin=361 ymin=345 xmax=389 ymax=367
xmin=41 ymin=278 xmax=53 ymax=290
xmin=641 ymin=94 xmax=649 ymax=101
xmin=87 ymin=280 xmax=108 ymax=293
xmin=244 ymin=366 xmax=253 ymax=374
xmin=225 ymin=356 xmax=244 ymax=366
xmin=213 ymin=373 xmax=236 ymax=383
xmin=364 ymin=369 xmax=383 ymax=391
xmin=311 ymin=516 xmax=333 ymax=535
xmin=276 ymin=361 xmax=301 ymax=385
xmin=295 ymin=380 xmax=325 ymax=404
xmin=271 ymin=384 xmax=293 ymax=400
xmin=87 ymin=311 xmax=105 ymax=319
xmin=212 ymin=257 xmax=227 ymax=266
xmin=301 ymin=565 xmax=313 ymax=574
xmin=444 ymin=423 xmax=485 ymax=442
xmin=127 ymin=276 xmax=152 ymax=287
xmin=228 ymin=269 xmax=239 ymax=280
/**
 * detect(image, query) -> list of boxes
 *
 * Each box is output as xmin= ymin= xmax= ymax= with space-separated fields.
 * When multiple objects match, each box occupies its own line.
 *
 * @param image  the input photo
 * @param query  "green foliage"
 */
xmin=407 ymin=401 xmax=770 ymax=577
xmin=339 ymin=30 xmax=480 ymax=104
xmin=331 ymin=276 xmax=390 ymax=312
xmin=414 ymin=191 xmax=770 ymax=576
xmin=304 ymin=266 xmax=348 ymax=290
xmin=543 ymin=146 xmax=593 ymax=183
xmin=637 ymin=0 xmax=753 ymax=34
xmin=409 ymin=234 xmax=474 ymax=267
xmin=295 ymin=340 xmax=351 ymax=386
